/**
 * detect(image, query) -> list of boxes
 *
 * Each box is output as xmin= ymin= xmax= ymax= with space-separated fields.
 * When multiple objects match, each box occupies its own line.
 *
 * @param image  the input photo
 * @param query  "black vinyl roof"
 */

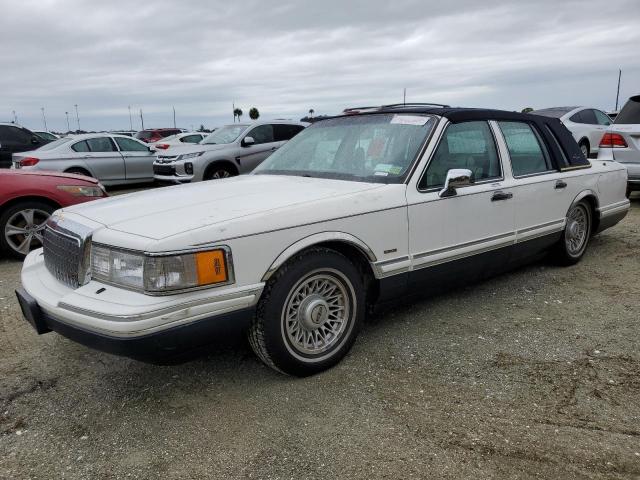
xmin=329 ymin=105 xmax=590 ymax=169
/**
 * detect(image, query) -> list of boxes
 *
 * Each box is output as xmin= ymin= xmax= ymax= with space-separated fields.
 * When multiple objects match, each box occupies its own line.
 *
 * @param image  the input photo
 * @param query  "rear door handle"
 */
xmin=555 ymin=180 xmax=567 ymax=189
xmin=491 ymin=191 xmax=513 ymax=201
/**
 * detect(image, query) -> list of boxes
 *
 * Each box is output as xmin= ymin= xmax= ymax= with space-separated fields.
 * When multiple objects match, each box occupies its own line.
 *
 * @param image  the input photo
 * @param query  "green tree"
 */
xmin=197 ymin=124 xmax=206 ymax=132
xmin=309 ymin=108 xmax=315 ymax=118
xmin=233 ymin=108 xmax=243 ymax=122
xmin=521 ymin=107 xmax=534 ymax=113
xmin=249 ymin=107 xmax=260 ymax=120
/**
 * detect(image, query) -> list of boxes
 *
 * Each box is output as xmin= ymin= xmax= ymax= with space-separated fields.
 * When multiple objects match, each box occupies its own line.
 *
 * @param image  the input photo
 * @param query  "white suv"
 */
xmin=153 ymin=120 xmax=306 ymax=182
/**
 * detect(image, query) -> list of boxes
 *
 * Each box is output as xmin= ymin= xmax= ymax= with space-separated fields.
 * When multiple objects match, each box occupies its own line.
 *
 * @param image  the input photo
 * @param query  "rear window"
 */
xmin=532 ymin=107 xmax=576 ymax=118
xmin=615 ymin=95 xmax=640 ymax=124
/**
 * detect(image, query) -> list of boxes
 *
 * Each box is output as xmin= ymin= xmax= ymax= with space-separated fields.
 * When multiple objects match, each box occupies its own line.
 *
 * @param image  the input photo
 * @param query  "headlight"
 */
xmin=57 ymin=185 xmax=105 ymax=197
xmin=178 ymin=151 xmax=204 ymax=161
xmin=90 ymin=245 xmax=232 ymax=294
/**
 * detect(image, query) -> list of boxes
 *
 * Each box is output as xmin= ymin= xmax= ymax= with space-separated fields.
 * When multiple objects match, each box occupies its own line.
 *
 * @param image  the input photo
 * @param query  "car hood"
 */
xmin=156 ymin=143 xmax=230 ymax=156
xmin=1 ymin=169 xmax=100 ymax=184
xmin=64 ymin=175 xmax=393 ymax=243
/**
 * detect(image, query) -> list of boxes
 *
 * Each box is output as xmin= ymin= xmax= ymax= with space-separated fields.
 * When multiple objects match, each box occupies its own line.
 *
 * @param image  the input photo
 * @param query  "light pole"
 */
xmin=41 ymin=107 xmax=48 ymax=131
xmin=173 ymin=106 xmax=176 ymax=128
xmin=12 ymin=110 xmax=17 ymax=123
xmin=65 ymin=111 xmax=70 ymax=132
xmin=128 ymin=105 xmax=133 ymax=132
xmin=139 ymin=109 xmax=144 ymax=130
xmin=74 ymin=104 xmax=81 ymax=131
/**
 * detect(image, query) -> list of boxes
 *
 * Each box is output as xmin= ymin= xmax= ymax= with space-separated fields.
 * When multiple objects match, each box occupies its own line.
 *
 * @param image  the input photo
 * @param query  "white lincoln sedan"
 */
xmin=16 ymin=104 xmax=630 ymax=376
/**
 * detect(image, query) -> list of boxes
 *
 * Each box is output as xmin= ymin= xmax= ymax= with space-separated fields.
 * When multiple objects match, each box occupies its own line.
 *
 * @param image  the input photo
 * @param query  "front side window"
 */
xmin=86 ymin=137 xmax=116 ymax=152
xmin=115 ymin=137 xmax=148 ymax=151
xmin=201 ymin=125 xmax=247 ymax=144
xmin=593 ymin=110 xmax=612 ymax=126
xmin=498 ymin=121 xmax=553 ymax=177
xmin=419 ymin=121 xmax=501 ymax=190
xmin=247 ymin=125 xmax=274 ymax=145
xmin=255 ymin=114 xmax=434 ymax=183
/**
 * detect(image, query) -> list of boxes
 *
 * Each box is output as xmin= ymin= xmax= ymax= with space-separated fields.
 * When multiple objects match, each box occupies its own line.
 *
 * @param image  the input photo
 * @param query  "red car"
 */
xmin=0 ymin=170 xmax=107 ymax=259
xmin=134 ymin=128 xmax=182 ymax=143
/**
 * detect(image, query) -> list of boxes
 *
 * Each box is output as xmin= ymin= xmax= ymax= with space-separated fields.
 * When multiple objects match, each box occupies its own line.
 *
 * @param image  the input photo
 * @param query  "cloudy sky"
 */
xmin=2 ymin=0 xmax=639 ymax=132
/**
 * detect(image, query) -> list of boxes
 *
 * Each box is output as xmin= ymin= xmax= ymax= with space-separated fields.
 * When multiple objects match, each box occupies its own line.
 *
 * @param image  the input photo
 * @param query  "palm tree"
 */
xmin=249 ymin=107 xmax=260 ymax=120
xmin=309 ymin=108 xmax=315 ymax=118
xmin=234 ymin=108 xmax=243 ymax=122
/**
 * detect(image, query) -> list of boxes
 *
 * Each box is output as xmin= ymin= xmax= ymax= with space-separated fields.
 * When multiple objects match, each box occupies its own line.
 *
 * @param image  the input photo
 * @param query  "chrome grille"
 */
xmin=43 ymin=226 xmax=83 ymax=288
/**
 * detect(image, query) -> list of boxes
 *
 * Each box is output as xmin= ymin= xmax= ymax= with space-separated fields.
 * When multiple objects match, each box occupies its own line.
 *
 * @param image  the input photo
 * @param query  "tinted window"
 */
xmin=580 ymin=109 xmax=598 ymax=125
xmin=247 ymin=125 xmax=274 ymax=145
xmin=0 ymin=126 xmax=33 ymax=145
xmin=420 ymin=121 xmax=501 ymax=189
xmin=135 ymin=131 xmax=153 ymax=140
xmin=181 ymin=134 xmax=202 ymax=143
xmin=614 ymin=96 xmax=640 ymax=124
xmin=71 ymin=140 xmax=90 ymax=152
xmin=593 ymin=110 xmax=611 ymax=126
xmin=498 ymin=122 xmax=552 ymax=177
xmin=273 ymin=124 xmax=305 ymax=142
xmin=569 ymin=111 xmax=585 ymax=123
xmin=115 ymin=137 xmax=149 ymax=151
xmin=86 ymin=137 xmax=116 ymax=152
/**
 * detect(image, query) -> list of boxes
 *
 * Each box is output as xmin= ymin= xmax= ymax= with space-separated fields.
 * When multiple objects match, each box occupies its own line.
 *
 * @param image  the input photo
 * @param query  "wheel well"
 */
xmin=64 ymin=166 xmax=91 ymax=176
xmin=204 ymin=160 xmax=239 ymax=178
xmin=580 ymin=194 xmax=599 ymax=233
xmin=578 ymin=137 xmax=590 ymax=149
xmin=0 ymin=195 xmax=61 ymax=214
xmin=301 ymin=241 xmax=379 ymax=304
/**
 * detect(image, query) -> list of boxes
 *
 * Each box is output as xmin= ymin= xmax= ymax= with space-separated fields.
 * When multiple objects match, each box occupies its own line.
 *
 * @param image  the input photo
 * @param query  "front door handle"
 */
xmin=491 ymin=191 xmax=513 ymax=201
xmin=555 ymin=180 xmax=567 ymax=189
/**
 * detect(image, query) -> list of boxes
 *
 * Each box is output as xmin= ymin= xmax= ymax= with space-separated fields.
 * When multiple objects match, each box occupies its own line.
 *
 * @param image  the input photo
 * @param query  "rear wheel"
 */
xmin=0 ymin=201 xmax=55 ymax=259
xmin=554 ymin=200 xmax=592 ymax=265
xmin=203 ymin=164 xmax=236 ymax=181
xmin=248 ymin=248 xmax=365 ymax=376
xmin=578 ymin=140 xmax=590 ymax=159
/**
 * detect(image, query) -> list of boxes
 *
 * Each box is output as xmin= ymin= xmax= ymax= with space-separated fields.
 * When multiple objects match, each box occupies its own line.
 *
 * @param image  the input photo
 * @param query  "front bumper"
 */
xmin=18 ymin=249 xmax=263 ymax=362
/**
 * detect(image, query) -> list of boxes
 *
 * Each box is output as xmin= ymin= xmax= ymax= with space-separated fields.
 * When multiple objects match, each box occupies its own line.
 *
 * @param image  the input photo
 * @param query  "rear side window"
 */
xmin=615 ymin=95 xmax=640 ymax=124
xmin=420 ymin=121 xmax=501 ymax=189
xmin=570 ymin=110 xmax=597 ymax=124
xmin=273 ymin=124 xmax=305 ymax=142
xmin=115 ymin=137 xmax=148 ymax=151
xmin=498 ymin=122 xmax=553 ymax=177
xmin=86 ymin=137 xmax=116 ymax=152
xmin=71 ymin=140 xmax=90 ymax=152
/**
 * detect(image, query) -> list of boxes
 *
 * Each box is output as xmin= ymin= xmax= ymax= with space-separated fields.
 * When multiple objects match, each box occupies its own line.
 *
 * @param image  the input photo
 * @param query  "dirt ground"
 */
xmin=0 ymin=195 xmax=639 ymax=480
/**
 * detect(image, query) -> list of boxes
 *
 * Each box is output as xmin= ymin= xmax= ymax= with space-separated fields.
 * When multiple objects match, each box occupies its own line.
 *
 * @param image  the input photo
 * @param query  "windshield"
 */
xmin=201 ymin=125 xmax=247 ymax=144
xmin=36 ymin=137 xmax=72 ymax=151
xmin=531 ymin=107 xmax=576 ymax=118
xmin=254 ymin=114 xmax=434 ymax=183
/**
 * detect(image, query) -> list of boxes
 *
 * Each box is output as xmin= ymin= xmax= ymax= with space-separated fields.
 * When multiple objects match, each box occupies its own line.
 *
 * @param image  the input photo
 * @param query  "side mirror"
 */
xmin=242 ymin=136 xmax=255 ymax=147
xmin=439 ymin=168 xmax=473 ymax=198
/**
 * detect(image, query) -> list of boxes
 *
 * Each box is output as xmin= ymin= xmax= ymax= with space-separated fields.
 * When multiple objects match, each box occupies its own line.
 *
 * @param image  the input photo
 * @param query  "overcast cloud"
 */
xmin=1 ymin=0 xmax=639 ymax=132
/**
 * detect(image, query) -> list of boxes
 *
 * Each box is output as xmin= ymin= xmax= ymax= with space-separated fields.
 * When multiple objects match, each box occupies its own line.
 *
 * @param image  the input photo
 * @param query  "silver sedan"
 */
xmin=12 ymin=134 xmax=157 ymax=186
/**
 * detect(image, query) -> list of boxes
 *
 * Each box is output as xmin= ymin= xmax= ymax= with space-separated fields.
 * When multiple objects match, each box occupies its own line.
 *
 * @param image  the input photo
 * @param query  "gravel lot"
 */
xmin=0 ymin=193 xmax=639 ymax=480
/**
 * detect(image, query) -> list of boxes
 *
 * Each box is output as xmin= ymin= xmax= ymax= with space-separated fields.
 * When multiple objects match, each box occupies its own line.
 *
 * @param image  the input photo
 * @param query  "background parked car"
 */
xmin=150 ymin=131 xmax=209 ymax=151
xmin=597 ymin=94 xmax=640 ymax=196
xmin=0 ymin=123 xmax=52 ymax=169
xmin=134 ymin=128 xmax=182 ymax=143
xmin=153 ymin=121 xmax=306 ymax=182
xmin=0 ymin=170 xmax=107 ymax=258
xmin=531 ymin=106 xmax=612 ymax=158
xmin=12 ymin=134 xmax=157 ymax=186
xmin=33 ymin=131 xmax=59 ymax=141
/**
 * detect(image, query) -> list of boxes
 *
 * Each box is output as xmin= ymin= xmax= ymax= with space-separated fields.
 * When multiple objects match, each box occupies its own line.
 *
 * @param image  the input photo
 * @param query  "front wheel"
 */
xmin=203 ymin=165 xmax=235 ymax=180
xmin=248 ymin=248 xmax=365 ymax=376
xmin=0 ymin=201 xmax=55 ymax=259
xmin=554 ymin=200 xmax=592 ymax=265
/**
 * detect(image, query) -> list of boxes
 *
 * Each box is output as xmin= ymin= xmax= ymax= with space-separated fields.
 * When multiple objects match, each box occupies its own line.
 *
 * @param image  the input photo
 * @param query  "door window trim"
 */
xmin=416 ymin=119 xmax=505 ymax=193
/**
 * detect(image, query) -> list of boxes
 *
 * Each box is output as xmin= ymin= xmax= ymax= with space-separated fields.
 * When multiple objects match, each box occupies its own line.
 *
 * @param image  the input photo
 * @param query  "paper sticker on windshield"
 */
xmin=390 ymin=115 xmax=429 ymax=126
xmin=374 ymin=164 xmax=403 ymax=176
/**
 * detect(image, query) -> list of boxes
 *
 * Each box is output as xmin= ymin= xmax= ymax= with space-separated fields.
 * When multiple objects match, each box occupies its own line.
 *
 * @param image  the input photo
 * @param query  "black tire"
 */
xmin=578 ymin=140 xmax=590 ymax=159
xmin=248 ymin=248 xmax=365 ymax=376
xmin=553 ymin=200 xmax=592 ymax=265
xmin=0 ymin=201 xmax=55 ymax=260
xmin=65 ymin=167 xmax=92 ymax=178
xmin=203 ymin=164 xmax=236 ymax=181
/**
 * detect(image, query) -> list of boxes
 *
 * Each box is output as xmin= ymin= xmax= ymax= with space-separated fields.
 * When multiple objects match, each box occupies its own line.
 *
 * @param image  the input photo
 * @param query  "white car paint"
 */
xmin=149 ymin=132 xmax=208 ymax=151
xmin=19 ymin=111 xmax=630 ymax=358
xmin=532 ymin=106 xmax=612 ymax=158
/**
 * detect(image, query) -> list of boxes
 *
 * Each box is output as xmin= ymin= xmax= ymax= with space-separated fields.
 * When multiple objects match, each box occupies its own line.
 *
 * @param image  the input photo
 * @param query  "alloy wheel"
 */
xmin=4 ymin=208 xmax=50 ymax=255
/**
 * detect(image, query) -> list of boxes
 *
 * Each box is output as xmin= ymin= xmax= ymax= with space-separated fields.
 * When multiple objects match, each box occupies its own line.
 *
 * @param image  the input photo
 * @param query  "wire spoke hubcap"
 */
xmin=565 ymin=205 xmax=588 ymax=255
xmin=4 ymin=208 xmax=50 ymax=255
xmin=283 ymin=271 xmax=351 ymax=356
